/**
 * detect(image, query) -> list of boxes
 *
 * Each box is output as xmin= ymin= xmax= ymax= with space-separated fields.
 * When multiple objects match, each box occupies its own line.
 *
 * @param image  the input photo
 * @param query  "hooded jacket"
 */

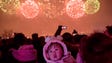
xmin=43 ymin=37 xmax=76 ymax=63
xmin=11 ymin=44 xmax=37 ymax=62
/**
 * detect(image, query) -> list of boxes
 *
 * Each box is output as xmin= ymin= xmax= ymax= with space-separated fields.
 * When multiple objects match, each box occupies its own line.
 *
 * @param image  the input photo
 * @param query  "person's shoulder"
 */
xmin=63 ymin=52 xmax=76 ymax=63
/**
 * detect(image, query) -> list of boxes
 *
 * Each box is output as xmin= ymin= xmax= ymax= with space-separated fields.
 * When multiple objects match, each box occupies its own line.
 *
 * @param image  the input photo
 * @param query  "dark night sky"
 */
xmin=0 ymin=0 xmax=112 ymax=37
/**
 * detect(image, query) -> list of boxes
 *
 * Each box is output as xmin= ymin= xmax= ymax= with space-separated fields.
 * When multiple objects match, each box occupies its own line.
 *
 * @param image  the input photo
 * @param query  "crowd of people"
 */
xmin=0 ymin=25 xmax=112 ymax=63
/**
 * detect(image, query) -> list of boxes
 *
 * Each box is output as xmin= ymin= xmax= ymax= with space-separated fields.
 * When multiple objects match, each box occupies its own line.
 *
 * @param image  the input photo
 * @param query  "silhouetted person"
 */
xmin=62 ymin=32 xmax=78 ymax=58
xmin=38 ymin=36 xmax=46 ymax=63
xmin=13 ymin=33 xmax=26 ymax=49
xmin=32 ymin=33 xmax=39 ymax=50
xmin=104 ymin=25 xmax=112 ymax=38
xmin=10 ymin=33 xmax=37 ymax=63
xmin=80 ymin=32 xmax=112 ymax=63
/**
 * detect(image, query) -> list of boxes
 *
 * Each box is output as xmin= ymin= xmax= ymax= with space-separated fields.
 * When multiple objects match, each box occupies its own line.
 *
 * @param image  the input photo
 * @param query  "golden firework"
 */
xmin=0 ymin=0 xmax=20 ymax=14
xmin=84 ymin=0 xmax=100 ymax=14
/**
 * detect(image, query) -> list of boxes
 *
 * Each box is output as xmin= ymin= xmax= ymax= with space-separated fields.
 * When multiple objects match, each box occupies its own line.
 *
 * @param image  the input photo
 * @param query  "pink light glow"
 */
xmin=66 ymin=0 xmax=85 ymax=19
xmin=20 ymin=0 xmax=39 ymax=19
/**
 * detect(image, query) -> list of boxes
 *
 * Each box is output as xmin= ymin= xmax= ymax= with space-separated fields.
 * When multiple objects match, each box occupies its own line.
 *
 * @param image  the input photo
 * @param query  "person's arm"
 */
xmin=54 ymin=25 xmax=63 ymax=37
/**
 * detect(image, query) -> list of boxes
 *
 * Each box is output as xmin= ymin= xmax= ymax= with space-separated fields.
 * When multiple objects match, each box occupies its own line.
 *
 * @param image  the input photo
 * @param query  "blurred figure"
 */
xmin=10 ymin=33 xmax=37 ymax=63
xmin=80 ymin=32 xmax=112 ymax=63
xmin=0 ymin=37 xmax=3 ymax=62
xmin=32 ymin=33 xmax=39 ymax=50
xmin=32 ymin=33 xmax=38 ymax=40
xmin=62 ymin=32 xmax=78 ymax=58
xmin=76 ymin=35 xmax=87 ymax=63
xmin=62 ymin=32 xmax=74 ymax=43
xmin=13 ymin=33 xmax=26 ymax=49
xmin=37 ymin=36 xmax=46 ymax=63
xmin=104 ymin=25 xmax=112 ymax=38
xmin=1 ymin=38 xmax=15 ymax=63
xmin=38 ymin=36 xmax=45 ymax=47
